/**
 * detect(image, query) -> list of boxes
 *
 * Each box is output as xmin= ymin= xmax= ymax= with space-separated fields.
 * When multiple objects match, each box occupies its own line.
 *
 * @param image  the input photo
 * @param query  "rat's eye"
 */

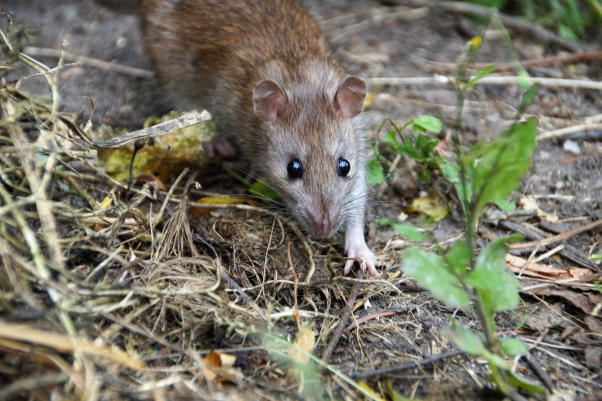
xmin=337 ymin=158 xmax=350 ymax=177
xmin=287 ymin=158 xmax=303 ymax=179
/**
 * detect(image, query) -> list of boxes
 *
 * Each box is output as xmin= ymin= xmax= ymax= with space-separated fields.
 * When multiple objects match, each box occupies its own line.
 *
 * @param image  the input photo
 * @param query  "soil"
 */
xmin=1 ymin=0 xmax=601 ymax=400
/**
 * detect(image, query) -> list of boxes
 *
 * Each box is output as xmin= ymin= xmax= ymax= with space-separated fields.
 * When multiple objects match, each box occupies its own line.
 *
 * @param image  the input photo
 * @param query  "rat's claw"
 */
xmin=344 ymin=241 xmax=378 ymax=276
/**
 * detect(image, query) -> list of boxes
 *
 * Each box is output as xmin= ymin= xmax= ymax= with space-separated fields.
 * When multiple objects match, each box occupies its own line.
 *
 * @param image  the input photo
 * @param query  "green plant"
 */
xmin=372 ymin=36 xmax=546 ymax=396
xmin=366 ymin=116 xmax=456 ymax=186
xmin=464 ymin=0 xmax=602 ymax=41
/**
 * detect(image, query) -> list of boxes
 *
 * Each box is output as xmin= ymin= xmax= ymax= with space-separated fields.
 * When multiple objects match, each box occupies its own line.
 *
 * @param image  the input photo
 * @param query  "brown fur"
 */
xmin=139 ymin=0 xmax=368 ymax=239
xmin=95 ymin=0 xmax=377 ymax=274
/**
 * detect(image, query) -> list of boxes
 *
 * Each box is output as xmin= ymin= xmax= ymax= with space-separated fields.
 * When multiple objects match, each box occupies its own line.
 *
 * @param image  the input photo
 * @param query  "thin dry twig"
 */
xmin=322 ymin=269 xmax=365 ymax=363
xmin=348 ymin=349 xmax=465 ymax=379
xmin=368 ymin=75 xmax=602 ymax=91
xmin=23 ymin=46 xmax=154 ymax=78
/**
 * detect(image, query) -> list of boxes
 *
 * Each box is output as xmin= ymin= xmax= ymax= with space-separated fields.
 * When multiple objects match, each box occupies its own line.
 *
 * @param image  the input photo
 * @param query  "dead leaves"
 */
xmin=287 ymin=326 xmax=316 ymax=366
xmin=201 ymin=351 xmax=239 ymax=383
xmin=507 ymin=254 xmax=592 ymax=281
xmin=518 ymin=196 xmax=558 ymax=223
xmin=507 ymin=254 xmax=601 ymax=316
xmin=405 ymin=195 xmax=448 ymax=222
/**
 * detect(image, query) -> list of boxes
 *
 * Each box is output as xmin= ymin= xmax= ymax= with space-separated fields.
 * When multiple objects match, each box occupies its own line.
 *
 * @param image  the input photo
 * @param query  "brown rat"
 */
xmin=97 ymin=0 xmax=377 ymax=275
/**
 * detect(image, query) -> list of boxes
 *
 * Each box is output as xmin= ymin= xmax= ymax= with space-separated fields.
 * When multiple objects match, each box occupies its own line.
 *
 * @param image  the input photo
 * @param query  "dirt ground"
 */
xmin=1 ymin=0 xmax=601 ymax=400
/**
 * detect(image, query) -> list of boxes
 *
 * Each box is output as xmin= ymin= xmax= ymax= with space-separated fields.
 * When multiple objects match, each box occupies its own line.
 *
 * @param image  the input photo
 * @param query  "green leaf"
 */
xmin=506 ymin=371 xmax=547 ymax=395
xmin=437 ymin=159 xmax=461 ymax=184
xmin=463 ymin=119 xmax=538 ymax=219
xmin=417 ymin=166 xmax=431 ymax=183
xmin=517 ymin=68 xmax=530 ymax=91
xmin=393 ymin=224 xmax=427 ymax=242
xmin=474 ymin=235 xmax=522 ymax=272
xmin=402 ymin=249 xmax=470 ymax=307
xmin=468 ymin=236 xmax=522 ymax=313
xmin=375 ymin=218 xmax=397 ymax=228
xmin=382 ymin=130 xmax=399 ymax=149
xmin=443 ymin=320 xmax=485 ymax=356
xmin=467 ymin=64 xmax=496 ymax=90
xmin=495 ymin=199 xmax=516 ymax=212
xmin=366 ymin=157 xmax=385 ymax=185
xmin=559 ymin=24 xmax=579 ymax=41
xmin=398 ymin=138 xmax=425 ymax=161
xmin=415 ymin=134 xmax=440 ymax=155
xmin=414 ymin=115 xmax=443 ymax=134
xmin=471 ymin=269 xmax=521 ymax=313
xmin=249 ymin=179 xmax=280 ymax=204
xmin=412 ymin=124 xmax=426 ymax=136
xmin=500 ymin=338 xmax=527 ymax=356
xmin=517 ymin=84 xmax=539 ymax=115
xmin=589 ymin=254 xmax=602 ymax=261
xmin=447 ymin=241 xmax=470 ymax=276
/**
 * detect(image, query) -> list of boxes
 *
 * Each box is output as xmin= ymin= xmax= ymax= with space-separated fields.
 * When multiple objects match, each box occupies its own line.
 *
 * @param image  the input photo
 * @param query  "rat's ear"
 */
xmin=253 ymin=80 xmax=289 ymax=123
xmin=332 ymin=76 xmax=366 ymax=119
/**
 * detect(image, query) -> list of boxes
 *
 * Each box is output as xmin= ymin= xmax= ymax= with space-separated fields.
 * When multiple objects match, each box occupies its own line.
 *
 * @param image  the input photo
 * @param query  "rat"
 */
xmin=94 ymin=0 xmax=378 ymax=276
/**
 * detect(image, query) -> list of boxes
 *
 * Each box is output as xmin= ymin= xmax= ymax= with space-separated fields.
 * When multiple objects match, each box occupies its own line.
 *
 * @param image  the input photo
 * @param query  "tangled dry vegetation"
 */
xmin=2 ymin=9 xmax=602 ymax=401
xmin=0 ymin=19 xmax=416 ymax=400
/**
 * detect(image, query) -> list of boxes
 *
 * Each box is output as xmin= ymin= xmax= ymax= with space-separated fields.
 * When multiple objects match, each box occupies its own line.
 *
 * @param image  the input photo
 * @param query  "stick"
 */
xmin=368 ymin=75 xmax=602 ymax=91
xmin=528 ymin=352 xmax=556 ymax=392
xmin=348 ymin=349 xmax=465 ymax=379
xmin=85 ymin=111 xmax=212 ymax=148
xmin=509 ymin=217 xmax=602 ymax=252
xmin=472 ymin=51 xmax=602 ymax=73
xmin=322 ymin=269 xmax=364 ymax=363
xmin=537 ymin=123 xmax=602 ymax=141
xmin=23 ymin=47 xmax=154 ymax=78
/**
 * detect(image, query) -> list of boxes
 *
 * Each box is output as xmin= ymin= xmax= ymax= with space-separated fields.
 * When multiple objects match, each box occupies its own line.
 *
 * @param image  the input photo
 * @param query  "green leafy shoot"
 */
xmin=375 ymin=115 xmax=458 ymax=184
xmin=402 ymin=249 xmax=470 ymax=307
xmin=394 ymin=23 xmax=543 ymax=397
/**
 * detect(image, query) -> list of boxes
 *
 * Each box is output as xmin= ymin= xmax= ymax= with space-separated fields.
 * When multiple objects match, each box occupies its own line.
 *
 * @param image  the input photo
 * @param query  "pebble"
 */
xmin=563 ymin=139 xmax=581 ymax=155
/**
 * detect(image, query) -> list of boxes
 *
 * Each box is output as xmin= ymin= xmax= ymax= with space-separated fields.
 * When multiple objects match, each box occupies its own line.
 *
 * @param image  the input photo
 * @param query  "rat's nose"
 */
xmin=306 ymin=208 xmax=339 ymax=238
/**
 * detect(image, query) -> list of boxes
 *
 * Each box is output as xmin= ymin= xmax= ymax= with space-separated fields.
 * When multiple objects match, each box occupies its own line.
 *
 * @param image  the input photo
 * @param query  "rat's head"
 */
xmin=252 ymin=75 xmax=367 ymax=238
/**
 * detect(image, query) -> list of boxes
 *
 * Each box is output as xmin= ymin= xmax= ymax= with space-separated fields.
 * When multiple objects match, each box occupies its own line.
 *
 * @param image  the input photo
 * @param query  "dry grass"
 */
xmin=0 ymin=17 xmax=412 ymax=400
xmin=2 ymin=11 xmax=601 ymax=401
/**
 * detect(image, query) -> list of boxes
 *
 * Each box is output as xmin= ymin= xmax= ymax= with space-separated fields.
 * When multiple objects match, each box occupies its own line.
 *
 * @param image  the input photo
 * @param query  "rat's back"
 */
xmin=140 ymin=0 xmax=335 ymax=124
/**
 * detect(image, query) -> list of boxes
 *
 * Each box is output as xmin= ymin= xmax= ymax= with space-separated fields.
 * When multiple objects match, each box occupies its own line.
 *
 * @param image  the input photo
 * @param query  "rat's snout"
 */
xmin=305 ymin=206 xmax=341 ymax=238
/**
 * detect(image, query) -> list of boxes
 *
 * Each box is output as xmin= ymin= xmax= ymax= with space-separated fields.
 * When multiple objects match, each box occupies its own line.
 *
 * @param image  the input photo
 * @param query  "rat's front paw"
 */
xmin=344 ymin=241 xmax=378 ymax=276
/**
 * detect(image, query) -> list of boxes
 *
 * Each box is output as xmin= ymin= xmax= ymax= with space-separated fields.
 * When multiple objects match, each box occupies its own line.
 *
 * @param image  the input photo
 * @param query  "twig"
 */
xmin=368 ymin=75 xmax=602 ymax=91
xmin=322 ymin=269 xmax=364 ymax=363
xmin=77 ymin=111 xmax=212 ymax=148
xmin=348 ymin=349 xmax=465 ymax=379
xmin=345 ymin=311 xmax=396 ymax=332
xmin=501 ymin=220 xmax=600 ymax=271
xmin=509 ymin=217 xmax=602 ymax=253
xmin=537 ymin=123 xmax=602 ymax=141
xmin=527 ymin=352 xmax=556 ymax=392
xmin=220 ymin=267 xmax=267 ymax=321
xmin=287 ymin=242 xmax=300 ymax=329
xmin=287 ymin=222 xmax=316 ymax=284
xmin=126 ymin=139 xmax=147 ymax=198
xmin=23 ymin=46 xmax=154 ymax=78
xmin=0 ymin=372 xmax=69 ymax=400
xmin=470 ymin=50 xmax=602 ymax=73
